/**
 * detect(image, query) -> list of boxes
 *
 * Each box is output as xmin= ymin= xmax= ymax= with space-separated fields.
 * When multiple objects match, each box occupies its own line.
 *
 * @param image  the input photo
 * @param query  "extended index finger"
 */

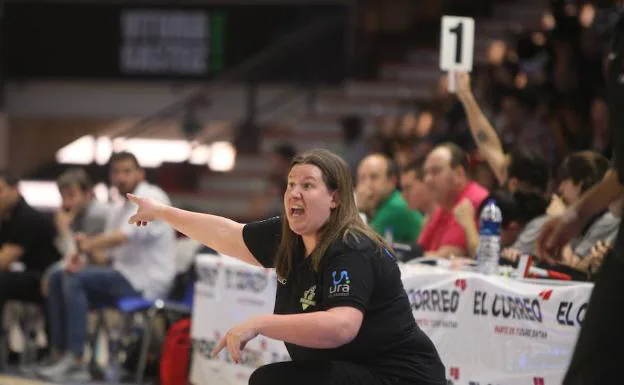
xmin=227 ymin=335 xmax=242 ymax=363
xmin=126 ymin=193 xmax=141 ymax=204
xmin=211 ymin=336 xmax=227 ymax=358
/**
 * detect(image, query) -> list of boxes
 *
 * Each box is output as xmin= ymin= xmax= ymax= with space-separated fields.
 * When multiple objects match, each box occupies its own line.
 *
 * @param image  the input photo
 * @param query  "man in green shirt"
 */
xmin=355 ymin=154 xmax=424 ymax=243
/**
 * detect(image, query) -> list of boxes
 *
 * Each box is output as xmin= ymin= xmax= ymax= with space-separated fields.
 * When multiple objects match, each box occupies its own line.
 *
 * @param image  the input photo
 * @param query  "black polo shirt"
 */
xmin=0 ymin=197 xmax=61 ymax=273
xmin=243 ymin=217 xmax=446 ymax=385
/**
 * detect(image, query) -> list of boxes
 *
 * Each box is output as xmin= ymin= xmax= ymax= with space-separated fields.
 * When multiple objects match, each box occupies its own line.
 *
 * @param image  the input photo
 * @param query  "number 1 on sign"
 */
xmin=449 ymin=22 xmax=463 ymax=64
xmin=440 ymin=15 xmax=475 ymax=92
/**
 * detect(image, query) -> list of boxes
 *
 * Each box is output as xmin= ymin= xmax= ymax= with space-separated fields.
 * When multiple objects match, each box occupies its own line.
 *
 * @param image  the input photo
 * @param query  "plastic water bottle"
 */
xmin=384 ymin=227 xmax=394 ymax=244
xmin=477 ymin=199 xmax=502 ymax=275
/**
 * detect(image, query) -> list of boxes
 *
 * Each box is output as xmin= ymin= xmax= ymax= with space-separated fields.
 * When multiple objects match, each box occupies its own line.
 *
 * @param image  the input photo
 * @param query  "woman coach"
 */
xmin=127 ymin=149 xmax=446 ymax=385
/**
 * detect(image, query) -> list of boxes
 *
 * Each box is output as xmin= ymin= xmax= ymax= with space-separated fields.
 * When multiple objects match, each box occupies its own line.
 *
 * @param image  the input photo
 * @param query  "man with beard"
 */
xmin=38 ymin=152 xmax=176 ymax=382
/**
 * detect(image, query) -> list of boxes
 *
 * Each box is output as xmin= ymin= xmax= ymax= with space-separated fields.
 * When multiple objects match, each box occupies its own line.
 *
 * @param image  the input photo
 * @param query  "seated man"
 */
xmin=42 ymin=169 xmax=110 ymax=290
xmin=418 ymin=143 xmax=489 ymax=258
xmin=400 ymin=158 xmax=436 ymax=221
xmin=500 ymin=190 xmax=550 ymax=259
xmin=38 ymin=152 xmax=176 ymax=382
xmin=502 ymin=151 xmax=610 ymax=265
xmin=356 ymin=153 xmax=423 ymax=243
xmin=0 ymin=171 xmax=61 ymax=368
xmin=549 ymin=151 xmax=610 ymax=215
xmin=32 ymin=169 xmax=111 ymax=367
xmin=53 ymin=168 xmax=109 ymax=265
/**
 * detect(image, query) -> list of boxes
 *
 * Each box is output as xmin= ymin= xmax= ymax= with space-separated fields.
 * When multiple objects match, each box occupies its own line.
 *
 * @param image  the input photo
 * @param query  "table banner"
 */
xmin=191 ymin=255 xmax=593 ymax=385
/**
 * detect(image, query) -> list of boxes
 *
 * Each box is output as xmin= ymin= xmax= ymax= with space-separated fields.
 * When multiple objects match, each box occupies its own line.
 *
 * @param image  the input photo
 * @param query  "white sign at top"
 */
xmin=439 ymin=15 xmax=475 ymax=72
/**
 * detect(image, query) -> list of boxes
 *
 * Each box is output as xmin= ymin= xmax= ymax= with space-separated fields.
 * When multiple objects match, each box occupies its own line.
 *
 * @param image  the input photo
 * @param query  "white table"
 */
xmin=190 ymin=254 xmax=593 ymax=385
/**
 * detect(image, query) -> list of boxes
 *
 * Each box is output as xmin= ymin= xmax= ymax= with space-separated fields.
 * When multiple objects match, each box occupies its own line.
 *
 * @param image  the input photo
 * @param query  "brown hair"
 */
xmin=275 ymin=149 xmax=391 ymax=279
xmin=402 ymin=156 xmax=426 ymax=181
xmin=557 ymin=151 xmax=609 ymax=193
xmin=109 ymin=151 xmax=141 ymax=169
xmin=438 ymin=142 xmax=469 ymax=171
xmin=57 ymin=168 xmax=93 ymax=193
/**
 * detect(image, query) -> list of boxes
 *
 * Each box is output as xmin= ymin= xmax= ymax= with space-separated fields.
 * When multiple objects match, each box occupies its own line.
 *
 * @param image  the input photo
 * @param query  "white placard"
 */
xmin=440 ymin=16 xmax=475 ymax=72
xmin=440 ymin=16 xmax=475 ymax=93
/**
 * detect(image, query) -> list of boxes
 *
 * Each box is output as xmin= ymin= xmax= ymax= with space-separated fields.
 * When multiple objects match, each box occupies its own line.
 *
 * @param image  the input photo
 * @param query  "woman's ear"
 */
xmin=330 ymin=192 xmax=338 ymax=209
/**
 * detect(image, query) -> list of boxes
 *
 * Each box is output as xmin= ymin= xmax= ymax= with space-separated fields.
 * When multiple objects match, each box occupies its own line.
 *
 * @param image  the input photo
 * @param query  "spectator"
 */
xmin=455 ymin=72 xmax=551 ymax=195
xmin=502 ymin=190 xmax=551 ymax=258
xmin=38 ymin=152 xmax=176 ymax=382
xmin=589 ymin=95 xmax=611 ymax=158
xmin=269 ymin=144 xmax=297 ymax=196
xmin=455 ymin=189 xmax=548 ymax=259
xmin=52 ymin=168 xmax=110 ymax=268
xmin=339 ymin=115 xmax=369 ymax=179
xmin=251 ymin=143 xmax=297 ymax=219
xmin=355 ymin=153 xmax=423 ymax=243
xmin=533 ymin=151 xmax=612 ymax=266
xmin=399 ymin=158 xmax=436 ymax=220
xmin=493 ymin=152 xmax=553 ymax=257
xmin=472 ymin=160 xmax=498 ymax=192
xmin=560 ymin=193 xmax=621 ymax=271
xmin=418 ymin=143 xmax=489 ymax=258
xmin=22 ymin=169 xmax=110 ymax=370
xmin=553 ymin=97 xmax=591 ymax=152
xmin=505 ymin=149 xmax=551 ymax=195
xmin=555 ymin=151 xmax=610 ymax=209
xmin=371 ymin=115 xmax=398 ymax=158
xmin=508 ymin=151 xmax=608 ymax=260
xmin=0 ymin=170 xmax=61 ymax=363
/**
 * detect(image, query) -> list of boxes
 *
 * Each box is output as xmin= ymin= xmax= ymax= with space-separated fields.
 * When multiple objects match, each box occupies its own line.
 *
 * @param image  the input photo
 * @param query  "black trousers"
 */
xmin=563 ymin=245 xmax=624 ymax=385
xmin=0 ymin=271 xmax=47 ymax=357
xmin=249 ymin=360 xmax=433 ymax=385
xmin=0 ymin=271 xmax=45 ymax=314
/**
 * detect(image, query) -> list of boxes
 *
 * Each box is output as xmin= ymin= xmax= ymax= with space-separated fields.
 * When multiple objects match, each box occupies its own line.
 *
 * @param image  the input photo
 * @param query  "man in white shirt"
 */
xmin=39 ymin=152 xmax=175 ymax=382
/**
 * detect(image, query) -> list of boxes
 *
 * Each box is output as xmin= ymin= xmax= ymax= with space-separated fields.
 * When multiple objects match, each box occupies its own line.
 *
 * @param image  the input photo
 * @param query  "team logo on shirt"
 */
xmin=300 ymin=285 xmax=316 ymax=310
xmin=332 ymin=270 xmax=350 ymax=285
xmin=329 ymin=270 xmax=351 ymax=297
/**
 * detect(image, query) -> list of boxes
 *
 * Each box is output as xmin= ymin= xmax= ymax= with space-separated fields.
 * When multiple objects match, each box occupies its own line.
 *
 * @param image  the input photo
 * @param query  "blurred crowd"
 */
xmin=255 ymin=0 xmax=621 ymax=281
xmin=363 ymin=0 xmax=614 ymax=179
xmin=343 ymin=0 xmax=620 ymax=279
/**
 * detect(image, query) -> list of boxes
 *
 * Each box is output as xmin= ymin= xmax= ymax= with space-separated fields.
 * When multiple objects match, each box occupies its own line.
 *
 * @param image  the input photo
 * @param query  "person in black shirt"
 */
xmin=537 ymin=7 xmax=624 ymax=385
xmin=0 ymin=170 xmax=61 ymax=366
xmin=127 ymin=149 xmax=446 ymax=385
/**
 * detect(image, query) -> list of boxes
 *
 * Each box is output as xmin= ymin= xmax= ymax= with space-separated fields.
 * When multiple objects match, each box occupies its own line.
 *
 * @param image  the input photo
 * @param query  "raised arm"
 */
xmin=455 ymin=72 xmax=509 ymax=185
xmin=127 ymin=194 xmax=262 ymax=267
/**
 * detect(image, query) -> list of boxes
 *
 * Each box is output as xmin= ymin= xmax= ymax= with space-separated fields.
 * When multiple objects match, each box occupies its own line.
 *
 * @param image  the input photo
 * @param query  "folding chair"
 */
xmin=115 ymin=278 xmax=195 ymax=385
xmin=91 ymin=238 xmax=200 ymax=384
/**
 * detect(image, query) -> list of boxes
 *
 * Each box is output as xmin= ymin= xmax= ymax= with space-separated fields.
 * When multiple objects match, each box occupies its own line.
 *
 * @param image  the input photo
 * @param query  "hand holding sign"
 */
xmin=440 ymin=16 xmax=475 ymax=93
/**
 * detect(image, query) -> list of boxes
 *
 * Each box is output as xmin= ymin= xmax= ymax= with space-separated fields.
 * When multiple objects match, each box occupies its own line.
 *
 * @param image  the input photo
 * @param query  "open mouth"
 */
xmin=290 ymin=207 xmax=305 ymax=217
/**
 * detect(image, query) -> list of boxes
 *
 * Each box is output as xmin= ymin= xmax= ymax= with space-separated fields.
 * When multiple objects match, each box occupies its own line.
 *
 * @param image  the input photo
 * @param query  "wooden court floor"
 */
xmin=0 ymin=375 xmax=55 ymax=385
